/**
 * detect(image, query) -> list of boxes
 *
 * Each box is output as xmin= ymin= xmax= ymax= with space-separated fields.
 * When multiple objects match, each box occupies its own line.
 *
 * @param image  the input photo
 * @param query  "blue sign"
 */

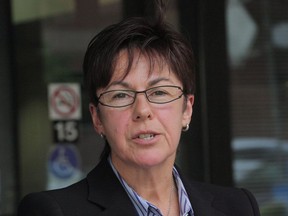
xmin=48 ymin=145 xmax=80 ymax=179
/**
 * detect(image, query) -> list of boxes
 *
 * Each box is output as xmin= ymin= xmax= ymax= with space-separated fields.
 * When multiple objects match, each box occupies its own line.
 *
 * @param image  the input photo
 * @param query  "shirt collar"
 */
xmin=108 ymin=156 xmax=194 ymax=216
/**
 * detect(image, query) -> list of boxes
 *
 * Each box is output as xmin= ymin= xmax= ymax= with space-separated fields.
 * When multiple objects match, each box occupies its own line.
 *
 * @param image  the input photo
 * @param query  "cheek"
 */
xmin=102 ymin=110 xmax=130 ymax=136
xmin=158 ymin=105 xmax=184 ymax=127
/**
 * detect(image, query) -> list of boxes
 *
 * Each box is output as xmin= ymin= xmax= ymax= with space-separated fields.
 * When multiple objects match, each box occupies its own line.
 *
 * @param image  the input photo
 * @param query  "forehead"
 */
xmin=111 ymin=49 xmax=174 ymax=83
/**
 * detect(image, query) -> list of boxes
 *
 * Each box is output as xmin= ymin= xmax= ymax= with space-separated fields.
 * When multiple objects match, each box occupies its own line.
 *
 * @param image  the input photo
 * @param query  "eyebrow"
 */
xmin=106 ymin=77 xmax=171 ymax=90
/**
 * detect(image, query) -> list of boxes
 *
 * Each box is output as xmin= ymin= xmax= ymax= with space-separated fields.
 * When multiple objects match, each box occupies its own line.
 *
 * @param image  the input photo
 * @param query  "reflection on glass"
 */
xmin=227 ymin=0 xmax=288 ymax=215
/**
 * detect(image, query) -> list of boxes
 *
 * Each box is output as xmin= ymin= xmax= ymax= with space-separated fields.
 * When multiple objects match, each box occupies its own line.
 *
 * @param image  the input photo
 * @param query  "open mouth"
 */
xmin=138 ymin=134 xmax=155 ymax=140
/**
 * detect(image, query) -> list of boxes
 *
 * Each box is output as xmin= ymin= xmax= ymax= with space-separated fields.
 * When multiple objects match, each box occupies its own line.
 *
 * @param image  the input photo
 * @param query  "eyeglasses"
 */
xmin=97 ymin=85 xmax=184 ymax=108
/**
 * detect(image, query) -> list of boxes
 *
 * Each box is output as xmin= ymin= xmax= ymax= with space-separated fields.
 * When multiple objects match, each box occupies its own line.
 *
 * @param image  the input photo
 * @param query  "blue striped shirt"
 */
xmin=108 ymin=157 xmax=194 ymax=216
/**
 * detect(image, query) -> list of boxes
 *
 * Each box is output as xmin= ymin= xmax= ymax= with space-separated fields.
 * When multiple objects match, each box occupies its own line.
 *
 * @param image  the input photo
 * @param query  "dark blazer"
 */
xmin=18 ymin=158 xmax=260 ymax=216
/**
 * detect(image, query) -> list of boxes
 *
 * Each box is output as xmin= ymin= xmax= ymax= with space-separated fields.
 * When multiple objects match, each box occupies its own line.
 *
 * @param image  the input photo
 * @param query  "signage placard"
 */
xmin=48 ymin=83 xmax=82 ymax=120
xmin=53 ymin=120 xmax=79 ymax=143
xmin=48 ymin=145 xmax=80 ymax=179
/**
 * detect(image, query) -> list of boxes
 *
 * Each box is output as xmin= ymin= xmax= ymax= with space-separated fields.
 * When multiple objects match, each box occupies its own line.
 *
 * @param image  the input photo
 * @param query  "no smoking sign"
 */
xmin=48 ymin=83 xmax=82 ymax=120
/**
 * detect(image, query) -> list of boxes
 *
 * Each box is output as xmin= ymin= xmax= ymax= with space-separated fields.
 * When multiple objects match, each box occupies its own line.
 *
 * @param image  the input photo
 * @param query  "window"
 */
xmin=227 ymin=0 xmax=288 ymax=215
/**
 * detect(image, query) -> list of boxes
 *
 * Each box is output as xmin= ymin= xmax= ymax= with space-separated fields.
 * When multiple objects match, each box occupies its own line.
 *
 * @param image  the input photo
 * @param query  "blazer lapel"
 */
xmin=179 ymin=169 xmax=227 ymax=216
xmin=85 ymin=160 xmax=228 ymax=216
xmin=186 ymin=185 xmax=226 ymax=216
xmin=86 ymin=159 xmax=138 ymax=215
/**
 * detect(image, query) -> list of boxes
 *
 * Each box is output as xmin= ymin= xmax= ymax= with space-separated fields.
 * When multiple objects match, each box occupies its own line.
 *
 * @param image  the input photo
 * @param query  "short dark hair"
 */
xmin=83 ymin=14 xmax=196 ymax=160
xmin=83 ymin=17 xmax=195 ymax=106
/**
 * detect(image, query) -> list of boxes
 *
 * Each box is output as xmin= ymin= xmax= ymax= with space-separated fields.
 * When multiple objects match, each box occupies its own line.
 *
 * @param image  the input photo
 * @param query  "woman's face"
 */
xmin=90 ymin=51 xmax=194 ymax=169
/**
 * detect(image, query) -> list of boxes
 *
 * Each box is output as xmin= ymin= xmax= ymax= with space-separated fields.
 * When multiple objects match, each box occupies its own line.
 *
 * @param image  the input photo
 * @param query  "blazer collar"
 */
xmin=186 ymin=184 xmax=226 ymax=216
xmin=86 ymin=158 xmax=137 ymax=215
xmin=86 ymin=159 xmax=227 ymax=216
xmin=175 ymin=166 xmax=227 ymax=216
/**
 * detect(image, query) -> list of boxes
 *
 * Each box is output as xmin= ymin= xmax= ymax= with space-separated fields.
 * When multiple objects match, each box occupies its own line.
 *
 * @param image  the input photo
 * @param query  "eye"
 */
xmin=152 ymin=90 xmax=168 ymax=96
xmin=111 ymin=91 xmax=133 ymax=100
xmin=149 ymin=88 xmax=170 ymax=97
xmin=113 ymin=93 xmax=128 ymax=98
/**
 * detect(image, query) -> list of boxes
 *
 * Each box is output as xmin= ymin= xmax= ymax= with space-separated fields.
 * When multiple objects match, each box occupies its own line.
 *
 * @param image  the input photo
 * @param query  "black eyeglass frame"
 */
xmin=96 ymin=85 xmax=185 ymax=108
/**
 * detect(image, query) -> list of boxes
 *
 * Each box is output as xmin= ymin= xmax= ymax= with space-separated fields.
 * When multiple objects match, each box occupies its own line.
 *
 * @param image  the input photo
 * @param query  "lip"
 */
xmin=132 ymin=130 xmax=158 ymax=138
xmin=131 ymin=130 xmax=160 ymax=145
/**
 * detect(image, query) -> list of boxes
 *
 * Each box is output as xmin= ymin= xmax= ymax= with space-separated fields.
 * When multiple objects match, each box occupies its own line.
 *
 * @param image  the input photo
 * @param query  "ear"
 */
xmin=182 ymin=94 xmax=194 ymax=126
xmin=89 ymin=103 xmax=104 ymax=134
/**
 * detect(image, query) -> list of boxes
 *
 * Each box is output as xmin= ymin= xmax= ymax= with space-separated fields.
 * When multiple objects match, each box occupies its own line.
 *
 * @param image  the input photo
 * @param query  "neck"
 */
xmin=111 ymin=155 xmax=176 ymax=198
xmin=110 ymin=156 xmax=180 ymax=215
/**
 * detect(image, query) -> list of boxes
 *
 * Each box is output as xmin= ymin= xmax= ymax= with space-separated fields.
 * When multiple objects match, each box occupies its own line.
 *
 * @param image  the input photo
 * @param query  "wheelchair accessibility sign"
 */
xmin=48 ymin=145 xmax=80 ymax=179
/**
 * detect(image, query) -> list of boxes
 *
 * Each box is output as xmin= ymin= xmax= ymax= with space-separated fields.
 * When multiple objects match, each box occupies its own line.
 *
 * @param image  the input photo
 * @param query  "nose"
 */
xmin=132 ymin=93 xmax=153 ymax=121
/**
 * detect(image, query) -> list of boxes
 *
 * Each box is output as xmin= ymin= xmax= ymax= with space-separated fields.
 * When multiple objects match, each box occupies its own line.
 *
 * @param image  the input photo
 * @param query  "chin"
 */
xmin=134 ymin=153 xmax=170 ymax=168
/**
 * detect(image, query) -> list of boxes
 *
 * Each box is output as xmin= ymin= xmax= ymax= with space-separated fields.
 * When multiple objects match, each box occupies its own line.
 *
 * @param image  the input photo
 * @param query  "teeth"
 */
xmin=138 ymin=134 xmax=154 ymax=140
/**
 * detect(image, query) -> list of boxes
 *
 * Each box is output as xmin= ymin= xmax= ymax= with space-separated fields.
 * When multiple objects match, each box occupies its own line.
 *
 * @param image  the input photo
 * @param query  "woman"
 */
xmin=18 ymin=10 xmax=260 ymax=216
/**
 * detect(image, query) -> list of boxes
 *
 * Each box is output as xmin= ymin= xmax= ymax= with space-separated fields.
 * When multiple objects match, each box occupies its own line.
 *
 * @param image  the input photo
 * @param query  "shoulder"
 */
xmin=186 ymin=180 xmax=260 ymax=216
xmin=190 ymin=180 xmax=257 ymax=202
xmin=18 ymin=191 xmax=65 ymax=216
xmin=17 ymin=160 xmax=122 ymax=216
xmin=18 ymin=178 xmax=96 ymax=216
xmin=175 ymin=166 xmax=260 ymax=215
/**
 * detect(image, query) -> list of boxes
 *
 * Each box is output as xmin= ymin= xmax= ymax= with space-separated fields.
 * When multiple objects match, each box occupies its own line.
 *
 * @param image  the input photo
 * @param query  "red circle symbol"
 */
xmin=51 ymin=86 xmax=79 ymax=118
